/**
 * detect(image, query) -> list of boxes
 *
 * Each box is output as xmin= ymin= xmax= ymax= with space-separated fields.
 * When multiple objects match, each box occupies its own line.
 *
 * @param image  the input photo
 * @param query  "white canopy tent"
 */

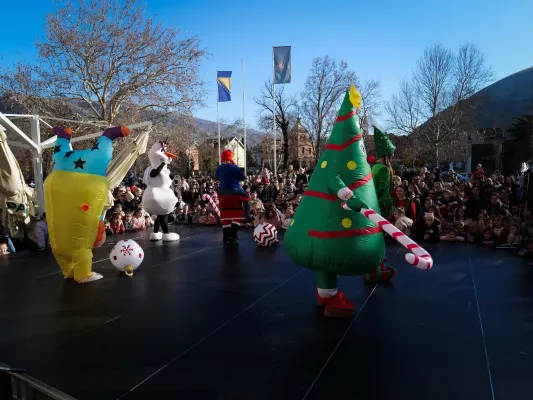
xmin=0 ymin=111 xmax=152 ymax=215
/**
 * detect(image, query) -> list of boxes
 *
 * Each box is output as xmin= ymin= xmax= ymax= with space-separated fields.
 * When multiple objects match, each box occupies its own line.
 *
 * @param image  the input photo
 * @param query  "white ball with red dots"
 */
xmin=109 ymin=240 xmax=144 ymax=273
xmin=253 ymin=223 xmax=278 ymax=247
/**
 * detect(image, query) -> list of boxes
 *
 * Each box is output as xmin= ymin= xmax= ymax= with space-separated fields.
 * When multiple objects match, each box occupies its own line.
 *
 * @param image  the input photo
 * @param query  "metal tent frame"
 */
xmin=0 ymin=112 xmax=152 ymax=215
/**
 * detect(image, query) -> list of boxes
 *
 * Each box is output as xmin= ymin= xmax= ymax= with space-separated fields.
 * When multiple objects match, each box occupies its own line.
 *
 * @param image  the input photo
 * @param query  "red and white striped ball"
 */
xmin=253 ymin=223 xmax=278 ymax=247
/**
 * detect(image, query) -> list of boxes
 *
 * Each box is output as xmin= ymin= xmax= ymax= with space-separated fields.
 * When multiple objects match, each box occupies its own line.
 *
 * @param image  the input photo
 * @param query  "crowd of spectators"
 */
xmin=2 ymin=162 xmax=533 ymax=264
xmin=108 ymin=162 xmax=530 ymax=253
xmin=110 ymin=165 xmax=308 ymax=231
xmin=391 ymin=164 xmax=528 ymax=253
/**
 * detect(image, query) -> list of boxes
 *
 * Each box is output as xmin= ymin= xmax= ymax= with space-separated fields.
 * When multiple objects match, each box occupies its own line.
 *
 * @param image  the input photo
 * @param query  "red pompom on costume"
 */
xmin=367 ymin=155 xmax=375 ymax=165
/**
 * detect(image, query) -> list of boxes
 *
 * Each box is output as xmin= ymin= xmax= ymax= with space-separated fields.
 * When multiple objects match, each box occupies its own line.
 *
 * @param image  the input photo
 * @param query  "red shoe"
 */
xmin=364 ymin=264 xmax=396 ymax=283
xmin=316 ymin=290 xmax=355 ymax=318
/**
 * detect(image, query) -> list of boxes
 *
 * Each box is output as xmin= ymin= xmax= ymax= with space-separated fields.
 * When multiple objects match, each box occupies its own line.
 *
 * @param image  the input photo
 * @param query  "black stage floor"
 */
xmin=1 ymin=225 xmax=533 ymax=400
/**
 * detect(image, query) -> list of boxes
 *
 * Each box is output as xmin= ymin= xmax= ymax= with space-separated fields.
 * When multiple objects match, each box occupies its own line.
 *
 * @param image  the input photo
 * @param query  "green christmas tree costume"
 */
xmin=371 ymin=126 xmax=396 ymax=217
xmin=284 ymin=86 xmax=392 ymax=317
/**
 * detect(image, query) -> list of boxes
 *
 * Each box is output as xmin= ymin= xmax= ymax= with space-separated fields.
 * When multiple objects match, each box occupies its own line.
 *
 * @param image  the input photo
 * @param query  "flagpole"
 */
xmin=242 ymin=58 xmax=247 ymax=175
xmin=217 ymin=71 xmax=221 ymax=165
xmin=272 ymin=47 xmax=277 ymax=178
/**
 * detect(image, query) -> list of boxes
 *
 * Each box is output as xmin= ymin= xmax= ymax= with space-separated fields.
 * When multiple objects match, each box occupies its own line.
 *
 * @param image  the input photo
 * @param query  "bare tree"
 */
xmin=385 ymin=79 xmax=422 ymax=135
xmin=414 ymin=42 xmax=454 ymax=164
xmin=396 ymin=134 xmax=428 ymax=167
xmin=357 ymin=79 xmax=382 ymax=138
xmin=254 ymin=80 xmax=298 ymax=170
xmin=299 ymin=56 xmax=357 ymax=162
xmin=197 ymin=141 xmax=219 ymax=175
xmin=386 ymin=42 xmax=493 ymax=164
xmin=0 ymin=0 xmax=207 ymax=124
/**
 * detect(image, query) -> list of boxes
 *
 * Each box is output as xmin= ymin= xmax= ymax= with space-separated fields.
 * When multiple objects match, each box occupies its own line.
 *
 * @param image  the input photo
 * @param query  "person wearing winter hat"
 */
xmin=371 ymin=126 xmax=396 ymax=217
xmin=364 ymin=125 xmax=397 ymax=283
xmin=215 ymin=149 xmax=253 ymax=244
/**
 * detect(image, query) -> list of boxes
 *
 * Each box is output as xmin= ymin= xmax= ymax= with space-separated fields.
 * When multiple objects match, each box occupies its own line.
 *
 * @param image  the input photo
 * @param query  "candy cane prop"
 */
xmin=361 ymin=208 xmax=433 ymax=270
xmin=342 ymin=202 xmax=433 ymax=270
xmin=202 ymin=194 xmax=220 ymax=217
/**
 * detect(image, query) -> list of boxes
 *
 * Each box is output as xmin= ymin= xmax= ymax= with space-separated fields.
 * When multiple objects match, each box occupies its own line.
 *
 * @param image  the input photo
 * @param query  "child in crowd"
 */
xmin=0 ymin=239 xmax=9 ymax=255
xmin=479 ymin=228 xmax=497 ymax=246
xmin=454 ymin=221 xmax=468 ymax=241
xmin=264 ymin=205 xmax=282 ymax=230
xmin=507 ymin=224 xmax=520 ymax=246
xmin=110 ymin=214 xmax=125 ymax=234
xmin=491 ymin=215 xmax=509 ymax=244
xmin=124 ymin=211 xmax=136 ymax=232
xmin=393 ymin=207 xmax=413 ymax=236
xmin=417 ymin=212 xmax=441 ymax=243
xmin=280 ymin=206 xmax=294 ymax=230
xmin=190 ymin=204 xmax=201 ymax=225
xmin=199 ymin=207 xmax=217 ymax=225
xmin=441 ymin=229 xmax=465 ymax=242
xmin=133 ymin=209 xmax=146 ymax=230
xmin=35 ymin=213 xmax=49 ymax=250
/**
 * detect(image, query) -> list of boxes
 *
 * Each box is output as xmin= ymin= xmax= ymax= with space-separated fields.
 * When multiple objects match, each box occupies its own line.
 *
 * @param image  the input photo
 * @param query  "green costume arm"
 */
xmin=328 ymin=174 xmax=352 ymax=200
xmin=373 ymin=165 xmax=392 ymax=210
xmin=328 ymin=174 xmax=368 ymax=210
xmin=345 ymin=195 xmax=368 ymax=212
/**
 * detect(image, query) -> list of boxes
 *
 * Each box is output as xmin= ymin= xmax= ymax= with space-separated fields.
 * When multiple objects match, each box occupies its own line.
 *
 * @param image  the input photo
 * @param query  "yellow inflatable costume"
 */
xmin=44 ymin=126 xmax=129 ymax=283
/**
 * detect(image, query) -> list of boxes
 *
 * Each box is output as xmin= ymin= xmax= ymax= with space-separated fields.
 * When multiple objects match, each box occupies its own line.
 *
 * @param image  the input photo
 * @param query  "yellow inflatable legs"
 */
xmin=53 ymin=248 xmax=93 ymax=281
xmin=44 ymin=170 xmax=109 ymax=283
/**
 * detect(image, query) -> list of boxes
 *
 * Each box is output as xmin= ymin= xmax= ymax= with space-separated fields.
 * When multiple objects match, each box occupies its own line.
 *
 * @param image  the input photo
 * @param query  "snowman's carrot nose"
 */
xmin=164 ymin=152 xmax=177 ymax=159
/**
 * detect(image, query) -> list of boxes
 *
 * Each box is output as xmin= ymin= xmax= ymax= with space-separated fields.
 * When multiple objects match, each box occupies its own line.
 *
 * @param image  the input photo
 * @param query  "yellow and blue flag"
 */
xmin=217 ymin=71 xmax=232 ymax=102
xmin=273 ymin=46 xmax=291 ymax=84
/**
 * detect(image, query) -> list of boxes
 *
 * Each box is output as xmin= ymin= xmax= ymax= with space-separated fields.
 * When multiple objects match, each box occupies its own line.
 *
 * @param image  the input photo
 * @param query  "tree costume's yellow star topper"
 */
xmin=349 ymin=84 xmax=361 ymax=110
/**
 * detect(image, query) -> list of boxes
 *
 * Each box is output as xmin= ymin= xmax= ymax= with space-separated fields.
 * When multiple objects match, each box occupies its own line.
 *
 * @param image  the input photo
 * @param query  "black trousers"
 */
xmin=154 ymin=214 xmax=169 ymax=233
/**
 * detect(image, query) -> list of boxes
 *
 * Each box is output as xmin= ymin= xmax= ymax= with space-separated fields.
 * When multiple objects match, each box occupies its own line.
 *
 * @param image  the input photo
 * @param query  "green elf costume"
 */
xmin=284 ymin=86 xmax=394 ymax=318
xmin=371 ymin=126 xmax=395 ymax=217
xmin=365 ymin=126 xmax=398 ymax=284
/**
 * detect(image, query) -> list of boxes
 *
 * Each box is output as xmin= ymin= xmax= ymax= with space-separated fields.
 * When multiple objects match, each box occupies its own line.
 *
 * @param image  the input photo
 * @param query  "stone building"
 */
xmin=261 ymin=118 xmax=315 ymax=170
xmin=288 ymin=118 xmax=314 ymax=168
xmin=204 ymin=137 xmax=246 ymax=169
xmin=186 ymin=143 xmax=199 ymax=174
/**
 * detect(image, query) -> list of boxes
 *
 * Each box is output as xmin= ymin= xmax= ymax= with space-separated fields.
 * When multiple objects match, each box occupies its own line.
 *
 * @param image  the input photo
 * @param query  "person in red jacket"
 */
xmin=110 ymin=214 xmax=125 ymax=234
xmin=473 ymin=163 xmax=486 ymax=181
xmin=393 ymin=185 xmax=417 ymax=221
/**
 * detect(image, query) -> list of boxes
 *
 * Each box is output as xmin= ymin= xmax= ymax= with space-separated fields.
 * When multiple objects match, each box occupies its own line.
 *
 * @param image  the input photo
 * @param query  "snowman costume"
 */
xmin=142 ymin=140 xmax=180 ymax=241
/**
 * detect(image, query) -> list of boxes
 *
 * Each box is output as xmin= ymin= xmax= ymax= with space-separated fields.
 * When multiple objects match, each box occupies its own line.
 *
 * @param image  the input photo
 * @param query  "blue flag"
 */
xmin=217 ymin=71 xmax=232 ymax=102
xmin=273 ymin=46 xmax=291 ymax=84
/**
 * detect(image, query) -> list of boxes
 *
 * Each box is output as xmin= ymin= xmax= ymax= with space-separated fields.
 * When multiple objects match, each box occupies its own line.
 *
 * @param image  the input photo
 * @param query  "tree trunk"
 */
xmin=283 ymin=130 xmax=289 ymax=170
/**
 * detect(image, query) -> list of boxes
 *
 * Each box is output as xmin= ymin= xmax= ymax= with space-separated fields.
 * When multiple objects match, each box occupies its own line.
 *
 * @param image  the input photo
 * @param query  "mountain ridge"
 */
xmin=470 ymin=66 xmax=533 ymax=129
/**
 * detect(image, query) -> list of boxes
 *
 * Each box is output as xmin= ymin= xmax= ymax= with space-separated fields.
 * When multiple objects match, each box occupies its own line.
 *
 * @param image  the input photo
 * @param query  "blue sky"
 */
xmin=1 ymin=0 xmax=532 ymax=130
